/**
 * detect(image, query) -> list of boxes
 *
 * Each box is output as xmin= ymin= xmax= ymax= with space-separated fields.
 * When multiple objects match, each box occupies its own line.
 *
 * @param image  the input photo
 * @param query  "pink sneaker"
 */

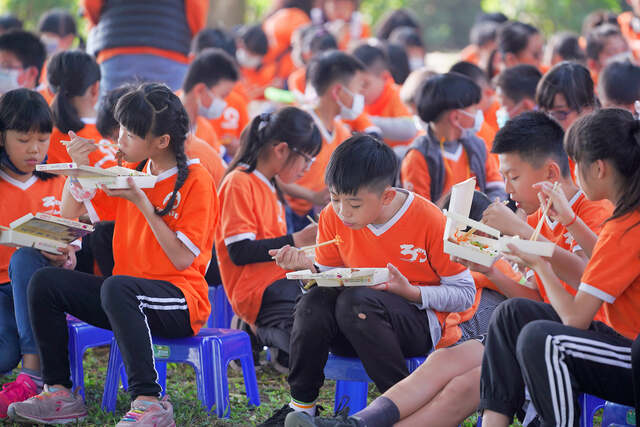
xmin=0 ymin=374 xmax=39 ymax=418
xmin=7 ymin=385 xmax=87 ymax=424
xmin=116 ymin=396 xmax=176 ymax=427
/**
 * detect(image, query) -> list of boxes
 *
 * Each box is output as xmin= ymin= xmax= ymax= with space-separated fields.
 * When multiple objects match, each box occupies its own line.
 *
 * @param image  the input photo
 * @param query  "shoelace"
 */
xmin=1 ymin=381 xmax=33 ymax=401
xmin=120 ymin=408 xmax=146 ymax=422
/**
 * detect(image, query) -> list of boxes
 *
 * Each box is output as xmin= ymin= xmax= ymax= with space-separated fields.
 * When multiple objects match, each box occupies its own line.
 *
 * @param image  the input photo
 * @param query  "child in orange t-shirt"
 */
xmin=7 ymin=84 xmax=218 ymax=426
xmin=401 ymin=72 xmax=506 ymax=204
xmin=45 ymin=51 xmax=117 ymax=168
xmin=265 ymin=135 xmax=475 ymax=424
xmin=352 ymin=43 xmax=418 ymax=147
xmin=215 ymin=107 xmax=321 ymax=372
xmin=323 ymin=0 xmax=371 ymax=51
xmin=236 ymin=25 xmax=278 ymax=100
xmin=280 ymin=50 xmax=366 ymax=231
xmin=478 ymin=108 xmax=640 ymax=427
xmin=0 ymin=90 xmax=69 ymax=417
xmin=585 ymin=24 xmax=630 ymax=89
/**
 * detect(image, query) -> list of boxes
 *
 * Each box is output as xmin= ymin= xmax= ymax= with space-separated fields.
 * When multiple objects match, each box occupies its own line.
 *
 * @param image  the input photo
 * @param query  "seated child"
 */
xmin=460 ymin=14 xmax=507 ymax=68
xmin=543 ymin=31 xmax=586 ymax=69
xmin=352 ymin=42 xmax=418 ymax=147
xmin=236 ymin=24 xmax=273 ymax=100
xmin=401 ymin=72 xmax=506 ymax=203
xmin=479 ymin=108 xmax=640 ymax=427
xmin=496 ymin=21 xmax=543 ymax=72
xmin=585 ymin=24 xmax=630 ymax=86
xmin=0 ymin=30 xmax=45 ymax=94
xmin=598 ymin=58 xmax=640 ymax=111
xmin=215 ymin=107 xmax=321 ymax=372
xmin=7 ymin=83 xmax=218 ymax=426
xmin=494 ymin=64 xmax=541 ymax=128
xmin=261 ymin=134 xmax=475 ymax=426
xmin=322 ymin=0 xmax=370 ymax=50
xmin=0 ymin=89 xmax=66 ymax=417
xmin=389 ymin=26 xmax=426 ymax=72
xmin=289 ymin=25 xmax=338 ymax=98
xmin=37 ymin=8 xmax=78 ymax=59
xmin=45 ymin=50 xmax=117 ymax=168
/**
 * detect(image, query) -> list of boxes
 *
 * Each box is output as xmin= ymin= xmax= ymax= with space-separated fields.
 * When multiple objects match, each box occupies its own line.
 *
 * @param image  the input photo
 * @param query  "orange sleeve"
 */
xmin=343 ymin=112 xmax=378 ymax=133
xmin=81 ymin=0 xmax=103 ymax=27
xmin=401 ymin=149 xmax=431 ymax=200
xmin=185 ymin=0 xmax=209 ymax=36
xmin=315 ymin=206 xmax=344 ymax=269
xmin=578 ymin=200 xmax=613 ymax=237
xmin=220 ymin=175 xmax=260 ymax=243
xmin=85 ymin=190 xmax=118 ymax=222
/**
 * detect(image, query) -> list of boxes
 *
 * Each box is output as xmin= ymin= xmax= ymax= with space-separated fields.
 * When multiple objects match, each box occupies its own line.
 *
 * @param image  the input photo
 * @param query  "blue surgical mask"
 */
xmin=0 ymin=67 xmax=21 ymax=94
xmin=496 ymin=107 xmax=510 ymax=129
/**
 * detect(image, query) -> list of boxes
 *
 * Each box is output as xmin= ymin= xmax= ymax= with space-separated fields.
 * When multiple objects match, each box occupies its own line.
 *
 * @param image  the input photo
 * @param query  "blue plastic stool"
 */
xmin=601 ymin=402 xmax=636 ymax=426
xmin=580 ymin=394 xmax=606 ymax=427
xmin=323 ymin=354 xmax=427 ymax=415
xmin=207 ymin=285 xmax=234 ymax=329
xmin=101 ymin=328 xmax=260 ymax=418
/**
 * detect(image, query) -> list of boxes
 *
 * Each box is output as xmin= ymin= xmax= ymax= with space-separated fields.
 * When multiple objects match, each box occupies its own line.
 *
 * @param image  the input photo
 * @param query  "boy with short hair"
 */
xmin=323 ymin=0 xmax=370 ymax=51
xmin=0 ymin=30 xmax=46 ymax=93
xmin=598 ymin=58 xmax=640 ymax=111
xmin=585 ymin=24 xmax=630 ymax=86
xmin=352 ymin=43 xmax=417 ymax=148
xmin=282 ymin=50 xmax=365 ymax=231
xmin=494 ymin=64 xmax=541 ymax=127
xmin=262 ymin=134 xmax=475 ymax=426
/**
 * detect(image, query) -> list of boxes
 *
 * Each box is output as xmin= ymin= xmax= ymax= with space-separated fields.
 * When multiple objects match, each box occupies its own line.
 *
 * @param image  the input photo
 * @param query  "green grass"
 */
xmin=0 ymin=346 xmax=487 ymax=426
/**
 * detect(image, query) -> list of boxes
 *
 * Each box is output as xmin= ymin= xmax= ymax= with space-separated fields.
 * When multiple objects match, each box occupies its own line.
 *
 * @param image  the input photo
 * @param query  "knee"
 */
xmin=334 ymin=288 xmax=378 ymax=331
xmin=439 ymin=368 xmax=481 ymax=403
xmin=516 ymin=320 xmax=557 ymax=365
xmin=100 ymin=276 xmax=131 ymax=312
xmin=27 ymin=267 xmax=60 ymax=305
xmin=293 ymin=288 xmax=336 ymax=325
xmin=9 ymin=248 xmax=46 ymax=279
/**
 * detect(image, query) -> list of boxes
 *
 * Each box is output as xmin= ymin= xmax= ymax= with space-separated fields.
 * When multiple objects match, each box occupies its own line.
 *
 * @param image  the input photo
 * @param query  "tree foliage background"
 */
xmin=0 ymin=0 xmax=632 ymax=50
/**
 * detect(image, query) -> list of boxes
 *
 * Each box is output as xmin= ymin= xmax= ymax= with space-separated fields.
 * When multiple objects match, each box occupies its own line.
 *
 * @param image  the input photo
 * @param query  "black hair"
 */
xmin=96 ymin=84 xmax=134 ymax=139
xmin=325 ymin=133 xmax=398 ymax=195
xmin=536 ymin=62 xmax=596 ymax=112
xmin=37 ymin=8 xmax=76 ymax=37
xmin=582 ymin=9 xmax=619 ymax=37
xmin=385 ymin=43 xmax=410 ymax=85
xmin=470 ymin=20 xmax=500 ymax=47
xmin=282 ymin=0 xmax=313 ymax=16
xmin=476 ymin=12 xmax=508 ymax=24
xmin=0 ymin=88 xmax=54 ymax=180
xmin=376 ymin=9 xmax=420 ymax=40
xmin=304 ymin=26 xmax=338 ymax=55
xmin=114 ymin=83 xmax=190 ymax=217
xmin=416 ymin=72 xmax=481 ymax=123
xmin=352 ymin=42 xmax=388 ymax=73
xmin=182 ymin=48 xmax=238 ymax=93
xmin=495 ymin=64 xmax=542 ymax=104
xmin=227 ymin=106 xmax=321 ymax=180
xmin=565 ymin=108 xmax=640 ymax=223
xmin=0 ymin=14 xmax=22 ymax=32
xmin=492 ymin=111 xmax=570 ymax=177
xmin=546 ymin=31 xmax=586 ymax=64
xmin=450 ymin=61 xmax=489 ymax=86
xmin=585 ymin=24 xmax=625 ymax=61
xmin=239 ymin=25 xmax=268 ymax=56
xmin=440 ymin=190 xmax=492 ymax=222
xmin=308 ymin=50 xmax=365 ymax=96
xmin=389 ymin=26 xmax=424 ymax=49
xmin=497 ymin=21 xmax=539 ymax=57
xmin=599 ymin=59 xmax=640 ymax=106
xmin=47 ymin=50 xmax=101 ymax=134
xmin=191 ymin=28 xmax=236 ymax=57
xmin=486 ymin=48 xmax=500 ymax=78
xmin=0 ymin=30 xmax=46 ymax=81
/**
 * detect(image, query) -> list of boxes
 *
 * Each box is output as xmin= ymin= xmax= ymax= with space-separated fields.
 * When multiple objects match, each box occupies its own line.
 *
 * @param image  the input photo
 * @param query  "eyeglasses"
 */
xmin=290 ymin=146 xmax=315 ymax=166
xmin=546 ymin=109 xmax=572 ymax=121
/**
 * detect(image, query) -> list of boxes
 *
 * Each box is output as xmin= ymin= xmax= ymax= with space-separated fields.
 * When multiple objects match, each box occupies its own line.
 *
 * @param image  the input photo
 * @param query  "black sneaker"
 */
xmin=284 ymin=409 xmax=363 ymax=427
xmin=258 ymin=404 xmax=296 ymax=427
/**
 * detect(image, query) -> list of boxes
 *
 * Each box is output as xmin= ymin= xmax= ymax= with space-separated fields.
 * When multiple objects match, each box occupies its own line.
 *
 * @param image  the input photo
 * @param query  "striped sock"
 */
xmin=289 ymin=398 xmax=316 ymax=416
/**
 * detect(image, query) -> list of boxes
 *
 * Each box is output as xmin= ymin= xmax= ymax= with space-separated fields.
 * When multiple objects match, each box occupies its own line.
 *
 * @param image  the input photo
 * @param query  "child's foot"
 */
xmin=7 ymin=385 xmax=87 ymax=424
xmin=259 ymin=404 xmax=296 ymax=426
xmin=116 ymin=396 xmax=176 ymax=427
xmin=285 ymin=411 xmax=364 ymax=427
xmin=0 ymin=373 xmax=40 ymax=418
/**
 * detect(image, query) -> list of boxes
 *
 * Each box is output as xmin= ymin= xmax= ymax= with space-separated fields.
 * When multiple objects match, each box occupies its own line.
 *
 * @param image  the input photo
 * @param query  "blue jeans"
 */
xmin=99 ymin=54 xmax=188 ymax=97
xmin=1 ymin=248 xmax=50 ymax=372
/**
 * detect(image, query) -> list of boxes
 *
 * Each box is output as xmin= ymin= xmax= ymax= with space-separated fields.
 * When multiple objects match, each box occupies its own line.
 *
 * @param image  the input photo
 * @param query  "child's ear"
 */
xmin=381 ymin=187 xmax=396 ymax=205
xmin=545 ymin=160 xmax=562 ymax=181
xmin=156 ymin=134 xmax=171 ymax=150
xmin=522 ymin=98 xmax=536 ymax=112
xmin=272 ymin=141 xmax=289 ymax=160
xmin=504 ymin=53 xmax=517 ymax=68
xmin=90 ymin=81 xmax=100 ymax=100
xmin=595 ymin=159 xmax=607 ymax=180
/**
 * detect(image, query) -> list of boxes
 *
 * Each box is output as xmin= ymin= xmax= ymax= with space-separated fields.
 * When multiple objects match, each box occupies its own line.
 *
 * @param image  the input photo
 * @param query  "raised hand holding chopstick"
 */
xmin=530 ymin=181 xmax=559 ymax=241
xmin=64 ymin=130 xmax=97 ymax=166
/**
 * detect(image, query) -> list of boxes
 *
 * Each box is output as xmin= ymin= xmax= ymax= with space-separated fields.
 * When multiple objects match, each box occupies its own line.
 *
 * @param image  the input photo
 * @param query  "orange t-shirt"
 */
xmin=526 ymin=190 xmax=613 ymax=306
xmin=263 ymin=7 xmax=311 ymax=81
xmin=194 ymin=116 xmax=222 ymax=155
xmin=86 ymin=161 xmax=218 ymax=334
xmin=0 ymin=171 xmax=65 ymax=283
xmin=209 ymin=88 xmax=250 ymax=148
xmin=460 ymin=45 xmax=480 ymax=65
xmin=400 ymin=140 xmax=504 ymax=202
xmin=48 ymin=120 xmax=119 ymax=169
xmin=316 ymin=190 xmax=468 ymax=348
xmin=38 ymin=85 xmax=54 ymax=106
xmin=365 ymin=78 xmax=415 ymax=147
xmin=286 ymin=111 xmax=352 ymax=216
xmin=579 ymin=211 xmax=640 ymax=340
xmin=215 ymin=169 xmax=288 ymax=324
xmin=342 ymin=112 xmax=381 ymax=135
xmin=337 ymin=19 xmax=371 ymax=51
xmin=618 ymin=11 xmax=640 ymax=60
xmin=483 ymin=100 xmax=499 ymax=136
xmin=241 ymin=63 xmax=280 ymax=100
xmin=185 ymin=134 xmax=226 ymax=186
xmin=288 ymin=67 xmax=306 ymax=95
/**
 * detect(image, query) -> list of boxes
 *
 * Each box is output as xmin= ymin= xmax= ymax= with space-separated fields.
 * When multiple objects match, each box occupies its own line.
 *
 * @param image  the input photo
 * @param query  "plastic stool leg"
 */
xmin=101 ymin=339 xmax=123 ymax=413
xmin=335 ymin=380 xmax=368 ymax=415
xmin=240 ymin=353 xmax=260 ymax=407
xmin=580 ymin=394 xmax=606 ymax=427
xmin=155 ymin=362 xmax=167 ymax=396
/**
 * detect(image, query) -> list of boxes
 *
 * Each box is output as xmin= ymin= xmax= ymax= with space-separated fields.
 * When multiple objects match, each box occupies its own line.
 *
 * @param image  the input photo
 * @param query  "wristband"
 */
xmin=563 ymin=212 xmax=577 ymax=227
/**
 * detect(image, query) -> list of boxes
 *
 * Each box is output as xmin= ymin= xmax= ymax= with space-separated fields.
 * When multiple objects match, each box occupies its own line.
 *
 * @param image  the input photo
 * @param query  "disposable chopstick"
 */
xmin=306 ymin=215 xmax=318 ymax=226
xmin=530 ymin=182 xmax=559 ymax=241
xmin=60 ymin=140 xmax=119 ymax=149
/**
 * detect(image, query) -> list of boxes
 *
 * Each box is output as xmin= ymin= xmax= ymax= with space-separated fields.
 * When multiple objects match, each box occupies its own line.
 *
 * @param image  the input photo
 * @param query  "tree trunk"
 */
xmin=207 ymin=0 xmax=246 ymax=28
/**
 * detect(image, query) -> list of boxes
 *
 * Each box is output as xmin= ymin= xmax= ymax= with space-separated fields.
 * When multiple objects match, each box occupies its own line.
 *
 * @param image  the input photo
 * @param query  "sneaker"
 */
xmin=116 ymin=396 xmax=175 ymax=426
xmin=285 ymin=407 xmax=363 ymax=427
xmin=260 ymin=404 xmax=326 ymax=427
xmin=7 ymin=385 xmax=87 ymax=424
xmin=0 ymin=374 xmax=40 ymax=418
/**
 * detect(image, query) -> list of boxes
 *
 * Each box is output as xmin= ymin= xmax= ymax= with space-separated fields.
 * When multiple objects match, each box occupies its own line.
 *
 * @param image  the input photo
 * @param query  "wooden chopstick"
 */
xmin=60 ymin=140 xmax=119 ymax=149
xmin=530 ymin=182 xmax=559 ymax=241
xmin=306 ymin=215 xmax=318 ymax=226
xmin=299 ymin=238 xmax=338 ymax=252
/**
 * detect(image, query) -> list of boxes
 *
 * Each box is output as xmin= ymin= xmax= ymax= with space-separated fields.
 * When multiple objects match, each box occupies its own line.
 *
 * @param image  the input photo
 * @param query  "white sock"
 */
xmin=289 ymin=399 xmax=316 ymax=416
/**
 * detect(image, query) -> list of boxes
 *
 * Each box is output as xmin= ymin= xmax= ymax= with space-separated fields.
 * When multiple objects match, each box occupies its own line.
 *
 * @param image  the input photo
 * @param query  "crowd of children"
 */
xmin=0 ymin=1 xmax=639 ymax=426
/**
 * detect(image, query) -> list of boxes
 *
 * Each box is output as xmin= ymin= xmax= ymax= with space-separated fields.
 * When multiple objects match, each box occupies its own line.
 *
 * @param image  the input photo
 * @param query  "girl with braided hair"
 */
xmin=216 ymin=107 xmax=321 ymax=373
xmin=7 ymin=83 xmax=218 ymax=427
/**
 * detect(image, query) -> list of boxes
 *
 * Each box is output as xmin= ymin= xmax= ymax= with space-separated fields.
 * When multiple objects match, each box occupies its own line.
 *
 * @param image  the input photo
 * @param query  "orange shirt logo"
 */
xmin=42 ymin=196 xmax=62 ymax=214
xmin=160 ymin=190 xmax=182 ymax=219
xmin=399 ymin=244 xmax=428 ymax=263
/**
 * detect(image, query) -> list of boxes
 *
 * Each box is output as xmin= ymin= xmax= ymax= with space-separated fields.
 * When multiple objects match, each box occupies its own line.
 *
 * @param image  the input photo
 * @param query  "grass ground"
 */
xmin=0 ymin=345 xmax=485 ymax=426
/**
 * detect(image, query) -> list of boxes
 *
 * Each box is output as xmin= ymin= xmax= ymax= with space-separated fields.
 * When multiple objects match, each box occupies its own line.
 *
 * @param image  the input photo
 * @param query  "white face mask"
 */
xmin=236 ymin=49 xmax=262 ymax=69
xmin=41 ymin=35 xmax=60 ymax=56
xmin=457 ymin=109 xmax=484 ymax=136
xmin=496 ymin=106 xmax=510 ymax=129
xmin=198 ymin=91 xmax=227 ymax=120
xmin=337 ymin=86 xmax=364 ymax=120
xmin=409 ymin=57 xmax=424 ymax=71
xmin=0 ymin=68 xmax=21 ymax=94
